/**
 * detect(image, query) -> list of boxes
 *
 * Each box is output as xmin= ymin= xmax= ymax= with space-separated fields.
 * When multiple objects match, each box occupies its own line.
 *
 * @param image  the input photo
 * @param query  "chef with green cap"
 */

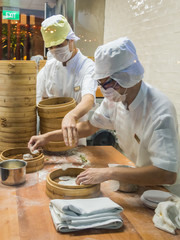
xmin=37 ymin=14 xmax=97 ymax=146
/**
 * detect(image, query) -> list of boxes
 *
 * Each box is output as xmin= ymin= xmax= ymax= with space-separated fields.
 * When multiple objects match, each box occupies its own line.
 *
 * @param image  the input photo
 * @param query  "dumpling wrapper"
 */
xmin=23 ymin=153 xmax=33 ymax=160
xmin=58 ymin=176 xmax=78 ymax=186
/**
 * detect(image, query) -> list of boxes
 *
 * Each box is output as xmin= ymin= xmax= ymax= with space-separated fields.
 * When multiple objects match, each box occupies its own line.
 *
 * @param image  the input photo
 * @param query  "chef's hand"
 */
xmin=76 ymin=168 xmax=109 ymax=185
xmin=61 ymin=112 xmax=78 ymax=147
xmin=28 ymin=135 xmax=47 ymax=152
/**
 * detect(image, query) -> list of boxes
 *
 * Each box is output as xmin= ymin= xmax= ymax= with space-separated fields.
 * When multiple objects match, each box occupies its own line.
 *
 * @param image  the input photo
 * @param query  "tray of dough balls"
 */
xmin=46 ymin=167 xmax=100 ymax=199
xmin=0 ymin=147 xmax=44 ymax=173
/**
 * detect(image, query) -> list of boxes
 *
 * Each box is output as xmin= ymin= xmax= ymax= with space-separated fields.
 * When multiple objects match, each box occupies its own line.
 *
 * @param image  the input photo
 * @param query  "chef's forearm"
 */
xmin=107 ymin=165 xmax=177 ymax=186
xmin=68 ymin=94 xmax=94 ymax=121
xmin=77 ymin=121 xmax=99 ymax=138
xmin=43 ymin=120 xmax=98 ymax=141
xmin=44 ymin=129 xmax=64 ymax=142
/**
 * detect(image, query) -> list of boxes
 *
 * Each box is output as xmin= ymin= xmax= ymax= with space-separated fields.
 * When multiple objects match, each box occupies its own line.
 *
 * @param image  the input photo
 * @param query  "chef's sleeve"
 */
xmin=90 ymin=98 xmax=114 ymax=130
xmin=36 ymin=67 xmax=47 ymax=105
xmin=148 ymin=114 xmax=180 ymax=173
xmin=81 ymin=60 xmax=97 ymax=104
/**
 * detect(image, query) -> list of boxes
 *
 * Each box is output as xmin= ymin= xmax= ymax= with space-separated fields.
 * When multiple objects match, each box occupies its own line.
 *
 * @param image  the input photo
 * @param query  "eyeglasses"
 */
xmin=97 ymin=78 xmax=117 ymax=90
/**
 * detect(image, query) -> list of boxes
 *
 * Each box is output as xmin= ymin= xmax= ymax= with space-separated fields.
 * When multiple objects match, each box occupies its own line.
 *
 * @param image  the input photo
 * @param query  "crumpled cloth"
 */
xmin=30 ymin=55 xmax=43 ymax=65
xmin=153 ymin=196 xmax=180 ymax=234
xmin=49 ymin=197 xmax=123 ymax=232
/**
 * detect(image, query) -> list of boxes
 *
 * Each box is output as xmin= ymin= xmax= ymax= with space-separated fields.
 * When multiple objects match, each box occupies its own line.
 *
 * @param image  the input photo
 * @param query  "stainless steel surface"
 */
xmin=0 ymin=159 xmax=27 ymax=186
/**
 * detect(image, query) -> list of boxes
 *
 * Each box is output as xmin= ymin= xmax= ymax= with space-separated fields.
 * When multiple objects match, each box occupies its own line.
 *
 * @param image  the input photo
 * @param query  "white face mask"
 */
xmin=50 ymin=44 xmax=73 ymax=62
xmin=101 ymin=87 xmax=127 ymax=102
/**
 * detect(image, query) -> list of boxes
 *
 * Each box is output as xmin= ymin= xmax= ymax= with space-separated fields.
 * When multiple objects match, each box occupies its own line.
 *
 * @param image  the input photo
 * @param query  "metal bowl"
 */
xmin=0 ymin=159 xmax=27 ymax=186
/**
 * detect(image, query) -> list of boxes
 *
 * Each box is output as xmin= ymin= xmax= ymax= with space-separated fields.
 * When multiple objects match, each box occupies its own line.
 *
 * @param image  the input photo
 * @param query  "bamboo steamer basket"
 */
xmin=0 ymin=96 xmax=35 ymax=107
xmin=0 ymin=131 xmax=36 ymax=139
xmin=0 ymin=126 xmax=36 ymax=133
xmin=0 ymin=136 xmax=33 ymax=143
xmin=39 ymin=109 xmax=72 ymax=119
xmin=38 ymin=97 xmax=75 ymax=107
xmin=0 ymin=107 xmax=36 ymax=136
xmin=0 ymin=74 xmax=36 ymax=85
xmin=38 ymin=97 xmax=76 ymax=152
xmin=0 ymin=60 xmax=36 ymax=74
xmin=46 ymin=168 xmax=100 ymax=199
xmin=0 ymin=147 xmax=44 ymax=173
xmin=40 ymin=118 xmax=63 ymax=129
xmin=44 ymin=141 xmax=73 ymax=152
xmin=0 ymin=60 xmax=36 ymax=152
xmin=0 ymin=115 xmax=36 ymax=124
xmin=0 ymin=110 xmax=36 ymax=119
xmin=0 ymin=85 xmax=36 ymax=96
xmin=0 ymin=142 xmax=28 ymax=151
xmin=38 ymin=60 xmax=46 ymax=71
xmin=0 ymin=120 xmax=36 ymax=128
xmin=0 ymin=106 xmax=35 ymax=113
xmin=38 ymin=97 xmax=76 ymax=119
xmin=0 ymin=133 xmax=36 ymax=149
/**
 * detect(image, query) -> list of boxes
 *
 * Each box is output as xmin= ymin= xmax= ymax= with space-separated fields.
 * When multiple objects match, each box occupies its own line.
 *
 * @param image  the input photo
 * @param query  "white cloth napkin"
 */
xmin=49 ymin=197 xmax=123 ymax=232
xmin=153 ymin=196 xmax=180 ymax=234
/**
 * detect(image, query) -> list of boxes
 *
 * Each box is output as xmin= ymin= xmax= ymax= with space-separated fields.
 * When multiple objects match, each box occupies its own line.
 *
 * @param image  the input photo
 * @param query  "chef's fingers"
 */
xmin=67 ymin=127 xmax=73 ymax=146
xmin=76 ymin=169 xmax=89 ymax=178
xmin=62 ymin=127 xmax=69 ymax=146
xmin=76 ymin=171 xmax=89 ymax=184
xmin=28 ymin=142 xmax=32 ymax=149
xmin=80 ymin=179 xmax=91 ymax=185
xmin=76 ymin=176 xmax=89 ymax=185
xmin=72 ymin=127 xmax=78 ymax=146
xmin=30 ymin=142 xmax=38 ymax=151
xmin=28 ymin=137 xmax=36 ymax=149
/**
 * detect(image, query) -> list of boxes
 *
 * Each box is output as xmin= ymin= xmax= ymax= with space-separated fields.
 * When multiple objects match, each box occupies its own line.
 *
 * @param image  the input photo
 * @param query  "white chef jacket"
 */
xmin=37 ymin=50 xmax=97 ymax=145
xmin=90 ymin=81 xmax=180 ymax=196
xmin=37 ymin=49 xmax=97 ymax=108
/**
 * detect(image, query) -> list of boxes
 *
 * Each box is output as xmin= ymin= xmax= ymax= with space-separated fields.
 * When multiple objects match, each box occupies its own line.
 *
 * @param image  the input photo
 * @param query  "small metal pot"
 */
xmin=0 ymin=159 xmax=27 ymax=186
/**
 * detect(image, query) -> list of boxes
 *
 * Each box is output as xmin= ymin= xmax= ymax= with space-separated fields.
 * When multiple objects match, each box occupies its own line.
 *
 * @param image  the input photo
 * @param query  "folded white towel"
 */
xmin=49 ymin=197 xmax=123 ymax=232
xmin=153 ymin=196 xmax=180 ymax=234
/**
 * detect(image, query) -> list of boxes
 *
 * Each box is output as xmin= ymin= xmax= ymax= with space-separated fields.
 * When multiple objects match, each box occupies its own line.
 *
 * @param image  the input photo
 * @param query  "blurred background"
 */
xmin=0 ymin=0 xmax=180 ymax=136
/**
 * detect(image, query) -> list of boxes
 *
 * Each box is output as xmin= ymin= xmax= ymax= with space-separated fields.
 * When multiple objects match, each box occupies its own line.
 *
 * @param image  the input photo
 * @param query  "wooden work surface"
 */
xmin=1 ymin=146 xmax=179 ymax=240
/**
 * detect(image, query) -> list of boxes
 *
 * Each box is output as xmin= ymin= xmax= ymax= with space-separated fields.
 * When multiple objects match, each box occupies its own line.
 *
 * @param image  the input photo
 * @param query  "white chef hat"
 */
xmin=93 ymin=37 xmax=144 ymax=88
xmin=41 ymin=15 xmax=80 ymax=48
xmin=111 ymin=59 xmax=144 ymax=88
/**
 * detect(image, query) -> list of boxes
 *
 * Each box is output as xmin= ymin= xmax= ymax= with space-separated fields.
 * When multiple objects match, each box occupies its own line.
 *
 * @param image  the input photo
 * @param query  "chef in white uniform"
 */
xmin=29 ymin=37 xmax=180 ymax=196
xmin=37 ymin=14 xmax=97 ymax=146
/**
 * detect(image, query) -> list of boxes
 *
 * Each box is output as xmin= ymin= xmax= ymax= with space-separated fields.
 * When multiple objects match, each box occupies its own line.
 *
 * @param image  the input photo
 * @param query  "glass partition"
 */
xmin=0 ymin=1 xmax=56 ymax=60
xmin=0 ymin=0 xmax=105 ymax=59
xmin=1 ymin=9 xmax=44 ymax=60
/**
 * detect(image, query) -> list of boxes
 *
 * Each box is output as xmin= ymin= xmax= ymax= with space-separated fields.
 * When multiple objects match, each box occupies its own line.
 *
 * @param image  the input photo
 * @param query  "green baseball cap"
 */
xmin=41 ymin=15 xmax=71 ymax=48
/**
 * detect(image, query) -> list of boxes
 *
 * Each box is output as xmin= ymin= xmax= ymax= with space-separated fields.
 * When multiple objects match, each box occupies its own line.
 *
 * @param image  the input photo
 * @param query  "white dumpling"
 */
xmin=31 ymin=149 xmax=39 ymax=155
xmin=23 ymin=153 xmax=33 ymax=160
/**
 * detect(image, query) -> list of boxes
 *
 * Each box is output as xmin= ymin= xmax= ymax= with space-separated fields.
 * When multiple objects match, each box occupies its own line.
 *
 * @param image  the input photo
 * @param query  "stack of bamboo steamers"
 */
xmin=0 ymin=60 xmax=37 ymax=151
xmin=38 ymin=97 xmax=76 ymax=152
xmin=38 ymin=60 xmax=46 ymax=72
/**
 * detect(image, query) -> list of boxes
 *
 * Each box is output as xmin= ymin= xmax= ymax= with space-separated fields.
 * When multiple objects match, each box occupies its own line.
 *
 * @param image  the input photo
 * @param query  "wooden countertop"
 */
xmin=1 ymin=146 xmax=179 ymax=240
